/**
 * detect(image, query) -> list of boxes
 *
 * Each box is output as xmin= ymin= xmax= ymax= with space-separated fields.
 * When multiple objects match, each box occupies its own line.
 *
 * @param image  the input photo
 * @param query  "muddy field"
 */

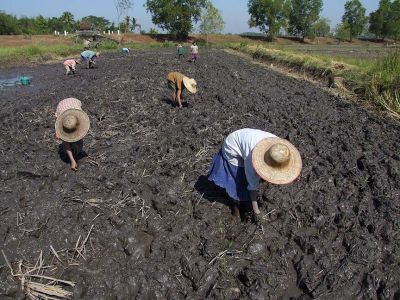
xmin=0 ymin=48 xmax=399 ymax=299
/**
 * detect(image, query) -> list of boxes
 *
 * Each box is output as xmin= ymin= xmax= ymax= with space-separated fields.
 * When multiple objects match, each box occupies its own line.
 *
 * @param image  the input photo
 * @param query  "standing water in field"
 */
xmin=0 ymin=75 xmax=31 ymax=88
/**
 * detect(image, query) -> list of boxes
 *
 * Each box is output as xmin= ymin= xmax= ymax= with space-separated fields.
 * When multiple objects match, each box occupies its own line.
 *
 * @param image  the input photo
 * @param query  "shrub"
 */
xmin=365 ymin=51 xmax=400 ymax=115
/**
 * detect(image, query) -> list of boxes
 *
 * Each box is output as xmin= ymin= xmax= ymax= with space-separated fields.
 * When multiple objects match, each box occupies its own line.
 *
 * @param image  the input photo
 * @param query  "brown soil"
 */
xmin=0 ymin=48 xmax=399 ymax=299
xmin=0 ymin=35 xmax=75 ymax=47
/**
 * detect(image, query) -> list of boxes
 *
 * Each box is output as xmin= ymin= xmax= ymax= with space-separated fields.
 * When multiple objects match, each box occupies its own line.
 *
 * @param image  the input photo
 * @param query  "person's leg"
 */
xmin=251 ymin=200 xmax=261 ymax=215
xmin=65 ymin=65 xmax=71 ymax=75
xmin=249 ymin=190 xmax=260 ymax=214
xmin=231 ymin=202 xmax=240 ymax=218
xmin=168 ymin=81 xmax=177 ymax=106
xmin=63 ymin=142 xmax=78 ymax=171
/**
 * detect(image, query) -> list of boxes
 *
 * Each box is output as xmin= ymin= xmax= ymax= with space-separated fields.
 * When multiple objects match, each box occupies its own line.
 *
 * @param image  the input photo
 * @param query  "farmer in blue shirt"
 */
xmin=80 ymin=50 xmax=100 ymax=69
xmin=122 ymin=47 xmax=130 ymax=54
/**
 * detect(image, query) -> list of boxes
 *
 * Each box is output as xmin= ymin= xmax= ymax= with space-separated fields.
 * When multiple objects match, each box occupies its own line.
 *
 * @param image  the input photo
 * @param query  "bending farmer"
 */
xmin=208 ymin=128 xmax=302 ymax=219
xmin=80 ymin=50 xmax=100 ymax=69
xmin=167 ymin=72 xmax=197 ymax=108
xmin=63 ymin=58 xmax=80 ymax=75
xmin=55 ymin=98 xmax=90 ymax=171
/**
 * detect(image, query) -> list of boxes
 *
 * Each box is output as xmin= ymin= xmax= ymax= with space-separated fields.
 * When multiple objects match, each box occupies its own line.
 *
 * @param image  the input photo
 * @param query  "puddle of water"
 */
xmin=0 ymin=76 xmax=31 ymax=88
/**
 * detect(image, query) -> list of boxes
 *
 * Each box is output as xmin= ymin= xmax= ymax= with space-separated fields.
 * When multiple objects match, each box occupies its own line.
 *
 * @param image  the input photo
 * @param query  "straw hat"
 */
xmin=55 ymin=109 xmax=90 ymax=142
xmin=252 ymin=138 xmax=302 ymax=185
xmin=183 ymin=77 xmax=197 ymax=94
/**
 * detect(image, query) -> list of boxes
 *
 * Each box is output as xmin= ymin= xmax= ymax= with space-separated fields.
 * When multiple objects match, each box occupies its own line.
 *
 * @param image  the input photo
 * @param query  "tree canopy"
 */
xmin=288 ymin=0 xmax=323 ymax=40
xmin=387 ymin=0 xmax=400 ymax=39
xmin=248 ymin=0 xmax=290 ymax=39
xmin=0 ymin=11 xmax=19 ymax=35
xmin=114 ymin=0 xmax=133 ymax=31
xmin=342 ymin=0 xmax=367 ymax=41
xmin=334 ymin=22 xmax=350 ymax=41
xmin=146 ymin=0 xmax=208 ymax=39
xmin=369 ymin=0 xmax=391 ymax=39
xmin=311 ymin=17 xmax=331 ymax=37
xmin=199 ymin=1 xmax=225 ymax=38
xmin=81 ymin=16 xmax=110 ymax=31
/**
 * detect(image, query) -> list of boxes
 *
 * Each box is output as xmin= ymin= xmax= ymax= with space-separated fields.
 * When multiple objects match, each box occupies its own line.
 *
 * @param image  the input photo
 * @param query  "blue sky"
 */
xmin=1 ymin=0 xmax=379 ymax=34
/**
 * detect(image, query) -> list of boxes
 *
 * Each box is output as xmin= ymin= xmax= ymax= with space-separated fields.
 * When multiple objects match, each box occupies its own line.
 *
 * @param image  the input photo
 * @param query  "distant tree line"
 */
xmin=248 ymin=0 xmax=400 ymax=41
xmin=1 ymin=0 xmax=400 ymax=42
xmin=0 ymin=11 xmax=139 ymax=35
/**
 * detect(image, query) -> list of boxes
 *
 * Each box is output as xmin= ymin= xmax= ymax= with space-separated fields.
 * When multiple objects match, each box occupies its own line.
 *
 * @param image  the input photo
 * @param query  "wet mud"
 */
xmin=0 ymin=48 xmax=399 ymax=299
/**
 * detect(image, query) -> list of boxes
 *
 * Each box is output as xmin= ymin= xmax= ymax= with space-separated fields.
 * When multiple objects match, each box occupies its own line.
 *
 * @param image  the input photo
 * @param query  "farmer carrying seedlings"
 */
xmin=208 ymin=128 xmax=302 ymax=220
xmin=54 ymin=98 xmax=90 ymax=171
xmin=80 ymin=50 xmax=100 ymax=69
xmin=63 ymin=59 xmax=80 ymax=75
xmin=167 ymin=72 xmax=197 ymax=108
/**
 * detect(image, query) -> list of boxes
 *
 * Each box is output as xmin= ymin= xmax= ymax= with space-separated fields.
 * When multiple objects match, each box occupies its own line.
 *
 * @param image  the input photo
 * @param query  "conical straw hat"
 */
xmin=183 ymin=77 xmax=197 ymax=94
xmin=252 ymin=138 xmax=302 ymax=185
xmin=55 ymin=109 xmax=90 ymax=142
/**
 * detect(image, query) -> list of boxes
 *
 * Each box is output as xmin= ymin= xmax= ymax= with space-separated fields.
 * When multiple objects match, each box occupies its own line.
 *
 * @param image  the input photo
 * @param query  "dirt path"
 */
xmin=0 ymin=48 xmax=399 ymax=299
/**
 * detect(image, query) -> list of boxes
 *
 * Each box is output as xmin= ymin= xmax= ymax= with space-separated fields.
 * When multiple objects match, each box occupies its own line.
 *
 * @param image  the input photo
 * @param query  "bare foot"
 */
xmin=71 ymin=162 xmax=78 ymax=171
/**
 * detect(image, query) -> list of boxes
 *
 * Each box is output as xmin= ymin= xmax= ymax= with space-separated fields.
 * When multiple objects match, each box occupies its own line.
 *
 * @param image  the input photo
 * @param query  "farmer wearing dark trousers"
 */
xmin=208 ymin=128 xmax=302 ymax=220
xmin=167 ymin=72 xmax=197 ymax=108
xmin=80 ymin=50 xmax=99 ymax=69
xmin=54 ymin=98 xmax=90 ymax=171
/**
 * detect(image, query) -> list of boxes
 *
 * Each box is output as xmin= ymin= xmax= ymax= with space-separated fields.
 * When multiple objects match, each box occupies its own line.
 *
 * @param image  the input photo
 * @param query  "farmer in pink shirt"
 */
xmin=63 ymin=59 xmax=80 ymax=75
xmin=55 ymin=98 xmax=90 ymax=171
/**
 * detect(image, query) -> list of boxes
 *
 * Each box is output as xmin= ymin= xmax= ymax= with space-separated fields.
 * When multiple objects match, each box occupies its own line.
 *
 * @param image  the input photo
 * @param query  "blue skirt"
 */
xmin=208 ymin=149 xmax=251 ymax=202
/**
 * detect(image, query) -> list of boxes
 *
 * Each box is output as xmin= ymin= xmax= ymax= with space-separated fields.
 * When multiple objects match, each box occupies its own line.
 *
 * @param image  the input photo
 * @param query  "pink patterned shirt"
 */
xmin=55 ymin=98 xmax=82 ymax=118
xmin=63 ymin=59 xmax=76 ymax=69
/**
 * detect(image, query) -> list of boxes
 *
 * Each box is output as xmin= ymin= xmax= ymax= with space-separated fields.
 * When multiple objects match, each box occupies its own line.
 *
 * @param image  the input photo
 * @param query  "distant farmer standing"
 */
xmin=190 ymin=41 xmax=198 ymax=62
xmin=167 ymin=72 xmax=197 ymax=108
xmin=54 ymin=98 xmax=90 ymax=171
xmin=208 ymin=128 xmax=302 ymax=219
xmin=80 ymin=50 xmax=100 ymax=69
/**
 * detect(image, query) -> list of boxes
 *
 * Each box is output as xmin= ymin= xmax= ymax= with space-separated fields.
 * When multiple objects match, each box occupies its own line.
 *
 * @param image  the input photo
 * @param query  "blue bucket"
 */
xmin=20 ymin=76 xmax=30 ymax=86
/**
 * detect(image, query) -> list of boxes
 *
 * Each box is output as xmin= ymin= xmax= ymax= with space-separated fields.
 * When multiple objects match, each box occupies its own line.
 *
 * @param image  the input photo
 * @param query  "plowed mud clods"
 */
xmin=0 ymin=49 xmax=400 ymax=299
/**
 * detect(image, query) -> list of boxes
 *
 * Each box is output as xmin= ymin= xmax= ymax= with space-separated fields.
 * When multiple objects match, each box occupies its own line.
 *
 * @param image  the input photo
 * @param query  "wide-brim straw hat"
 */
xmin=252 ymin=137 xmax=302 ymax=185
xmin=183 ymin=77 xmax=197 ymax=94
xmin=55 ymin=109 xmax=90 ymax=142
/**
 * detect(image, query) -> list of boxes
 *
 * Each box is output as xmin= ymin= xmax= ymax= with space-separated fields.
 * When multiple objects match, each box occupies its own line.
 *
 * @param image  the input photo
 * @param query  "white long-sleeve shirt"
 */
xmin=222 ymin=128 xmax=276 ymax=190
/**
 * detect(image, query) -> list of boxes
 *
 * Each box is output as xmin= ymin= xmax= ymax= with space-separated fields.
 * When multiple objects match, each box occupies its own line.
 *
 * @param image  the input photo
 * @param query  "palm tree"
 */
xmin=125 ymin=15 xmax=130 ymax=33
xmin=60 ymin=11 xmax=75 ymax=32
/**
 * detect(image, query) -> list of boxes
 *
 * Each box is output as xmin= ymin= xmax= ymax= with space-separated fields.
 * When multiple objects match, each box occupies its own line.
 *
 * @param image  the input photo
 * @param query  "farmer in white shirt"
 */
xmin=190 ymin=41 xmax=199 ymax=62
xmin=208 ymin=128 xmax=302 ymax=220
